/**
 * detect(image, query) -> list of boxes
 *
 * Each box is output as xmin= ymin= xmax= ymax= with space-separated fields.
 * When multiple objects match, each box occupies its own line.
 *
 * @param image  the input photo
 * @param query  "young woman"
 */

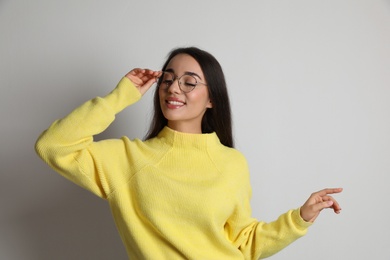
xmin=35 ymin=47 xmax=342 ymax=259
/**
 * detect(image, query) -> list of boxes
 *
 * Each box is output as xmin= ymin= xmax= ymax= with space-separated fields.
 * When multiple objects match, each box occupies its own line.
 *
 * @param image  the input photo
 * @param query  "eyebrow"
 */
xmin=165 ymin=68 xmax=203 ymax=80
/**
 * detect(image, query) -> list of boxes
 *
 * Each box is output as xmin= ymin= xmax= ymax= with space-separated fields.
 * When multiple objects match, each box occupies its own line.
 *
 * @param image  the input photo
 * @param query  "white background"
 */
xmin=1 ymin=0 xmax=390 ymax=259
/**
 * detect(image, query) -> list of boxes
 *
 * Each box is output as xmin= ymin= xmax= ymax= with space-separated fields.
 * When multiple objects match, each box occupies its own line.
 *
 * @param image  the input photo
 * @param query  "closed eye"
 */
xmin=162 ymin=79 xmax=173 ymax=85
xmin=183 ymin=82 xmax=196 ymax=87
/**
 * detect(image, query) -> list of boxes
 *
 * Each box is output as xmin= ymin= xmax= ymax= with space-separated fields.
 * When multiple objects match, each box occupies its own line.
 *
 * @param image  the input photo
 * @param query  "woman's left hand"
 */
xmin=300 ymin=188 xmax=343 ymax=223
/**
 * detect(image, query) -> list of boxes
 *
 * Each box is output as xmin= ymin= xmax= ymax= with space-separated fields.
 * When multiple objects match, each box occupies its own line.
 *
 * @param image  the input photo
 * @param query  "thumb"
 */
xmin=138 ymin=77 xmax=158 ymax=95
xmin=314 ymin=200 xmax=334 ymax=212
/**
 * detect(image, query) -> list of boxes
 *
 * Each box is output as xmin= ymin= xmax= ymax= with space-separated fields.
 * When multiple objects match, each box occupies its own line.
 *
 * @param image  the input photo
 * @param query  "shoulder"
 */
xmin=210 ymin=145 xmax=249 ymax=174
xmin=214 ymin=144 xmax=247 ymax=161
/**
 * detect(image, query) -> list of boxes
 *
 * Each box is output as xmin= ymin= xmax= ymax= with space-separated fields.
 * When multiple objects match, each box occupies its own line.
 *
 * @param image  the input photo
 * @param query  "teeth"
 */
xmin=168 ymin=101 xmax=184 ymax=105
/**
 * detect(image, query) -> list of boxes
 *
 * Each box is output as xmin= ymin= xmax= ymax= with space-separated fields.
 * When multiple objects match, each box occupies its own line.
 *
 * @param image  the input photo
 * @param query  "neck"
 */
xmin=167 ymin=121 xmax=202 ymax=134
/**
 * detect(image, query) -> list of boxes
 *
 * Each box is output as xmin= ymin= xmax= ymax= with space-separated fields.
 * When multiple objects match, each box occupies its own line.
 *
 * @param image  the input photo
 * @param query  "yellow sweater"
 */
xmin=35 ymin=77 xmax=311 ymax=259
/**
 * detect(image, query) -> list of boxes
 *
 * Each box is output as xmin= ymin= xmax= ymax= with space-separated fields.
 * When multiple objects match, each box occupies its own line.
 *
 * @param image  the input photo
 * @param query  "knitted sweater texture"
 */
xmin=35 ymin=77 xmax=311 ymax=259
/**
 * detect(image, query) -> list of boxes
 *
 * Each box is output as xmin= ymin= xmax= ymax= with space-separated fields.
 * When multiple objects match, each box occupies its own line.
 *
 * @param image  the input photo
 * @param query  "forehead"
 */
xmin=166 ymin=54 xmax=203 ymax=76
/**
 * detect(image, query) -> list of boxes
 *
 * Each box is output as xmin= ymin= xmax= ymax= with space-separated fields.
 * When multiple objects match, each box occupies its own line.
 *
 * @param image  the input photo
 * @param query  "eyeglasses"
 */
xmin=158 ymin=71 xmax=207 ymax=93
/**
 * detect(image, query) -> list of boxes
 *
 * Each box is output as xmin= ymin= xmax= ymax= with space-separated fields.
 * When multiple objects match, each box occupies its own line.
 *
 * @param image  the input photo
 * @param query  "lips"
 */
xmin=165 ymin=97 xmax=185 ymax=108
xmin=167 ymin=100 xmax=184 ymax=105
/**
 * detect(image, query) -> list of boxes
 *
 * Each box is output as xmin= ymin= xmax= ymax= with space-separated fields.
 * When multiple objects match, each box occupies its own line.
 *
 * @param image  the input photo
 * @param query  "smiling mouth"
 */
xmin=167 ymin=100 xmax=185 ymax=106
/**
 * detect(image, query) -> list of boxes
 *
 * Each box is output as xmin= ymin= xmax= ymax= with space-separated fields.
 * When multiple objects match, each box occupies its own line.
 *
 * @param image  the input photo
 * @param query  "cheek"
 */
xmin=188 ymin=90 xmax=210 ymax=106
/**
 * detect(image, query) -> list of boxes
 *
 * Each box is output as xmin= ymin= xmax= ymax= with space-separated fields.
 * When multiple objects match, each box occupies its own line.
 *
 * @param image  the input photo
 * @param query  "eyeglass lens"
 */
xmin=160 ymin=72 xmax=197 ymax=93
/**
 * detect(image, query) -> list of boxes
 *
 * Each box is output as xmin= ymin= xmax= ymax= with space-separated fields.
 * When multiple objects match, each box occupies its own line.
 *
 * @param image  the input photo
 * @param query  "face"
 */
xmin=159 ymin=54 xmax=212 ymax=133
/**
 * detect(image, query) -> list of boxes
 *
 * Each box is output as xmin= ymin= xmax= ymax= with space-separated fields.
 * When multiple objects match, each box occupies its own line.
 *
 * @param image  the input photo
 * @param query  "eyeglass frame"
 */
xmin=158 ymin=70 xmax=208 ymax=93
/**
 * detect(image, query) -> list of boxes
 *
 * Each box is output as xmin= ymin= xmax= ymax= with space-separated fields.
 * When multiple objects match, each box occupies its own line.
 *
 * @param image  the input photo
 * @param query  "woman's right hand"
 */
xmin=125 ymin=68 xmax=162 ymax=96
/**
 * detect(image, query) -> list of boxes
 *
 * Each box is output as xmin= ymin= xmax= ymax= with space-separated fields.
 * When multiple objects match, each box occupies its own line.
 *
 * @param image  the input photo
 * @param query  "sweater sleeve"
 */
xmin=225 ymin=160 xmax=312 ymax=259
xmin=35 ymin=77 xmax=141 ymax=198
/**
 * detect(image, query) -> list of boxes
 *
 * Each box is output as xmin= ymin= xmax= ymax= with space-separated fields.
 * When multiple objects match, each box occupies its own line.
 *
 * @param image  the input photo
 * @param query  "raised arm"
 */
xmin=35 ymin=69 xmax=160 ymax=197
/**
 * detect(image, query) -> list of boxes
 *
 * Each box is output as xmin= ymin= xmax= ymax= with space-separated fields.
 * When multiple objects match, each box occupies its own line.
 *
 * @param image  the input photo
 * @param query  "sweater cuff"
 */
xmin=293 ymin=208 xmax=313 ymax=230
xmin=103 ymin=77 xmax=142 ymax=113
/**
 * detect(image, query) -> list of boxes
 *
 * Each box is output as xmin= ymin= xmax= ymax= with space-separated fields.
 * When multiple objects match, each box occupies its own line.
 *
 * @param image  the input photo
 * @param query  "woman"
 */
xmin=35 ymin=47 xmax=342 ymax=259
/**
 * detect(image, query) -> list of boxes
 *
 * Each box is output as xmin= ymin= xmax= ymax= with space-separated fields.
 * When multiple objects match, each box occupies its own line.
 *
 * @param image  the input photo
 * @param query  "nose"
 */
xmin=167 ymin=77 xmax=181 ymax=94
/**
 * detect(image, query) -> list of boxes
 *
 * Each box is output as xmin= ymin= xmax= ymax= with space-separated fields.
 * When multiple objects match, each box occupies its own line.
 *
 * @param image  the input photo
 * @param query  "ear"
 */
xmin=207 ymin=99 xmax=213 ymax=108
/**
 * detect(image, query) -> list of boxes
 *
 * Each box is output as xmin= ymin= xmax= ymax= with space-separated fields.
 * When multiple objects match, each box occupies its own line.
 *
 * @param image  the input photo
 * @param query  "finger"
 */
xmin=128 ymin=76 xmax=143 ymax=86
xmin=136 ymin=69 xmax=158 ymax=80
xmin=125 ymin=69 xmax=142 ymax=80
xmin=144 ymin=69 xmax=157 ymax=75
xmin=314 ymin=188 xmax=343 ymax=197
xmin=312 ymin=200 xmax=334 ymax=213
xmin=147 ymin=70 xmax=162 ymax=79
xmin=139 ymin=78 xmax=158 ymax=94
xmin=329 ymin=197 xmax=342 ymax=213
xmin=322 ymin=195 xmax=342 ymax=213
xmin=149 ymin=70 xmax=162 ymax=78
xmin=315 ymin=198 xmax=343 ymax=216
xmin=138 ymin=76 xmax=155 ymax=85
xmin=124 ymin=69 xmax=161 ymax=95
xmin=128 ymin=69 xmax=160 ymax=79
xmin=129 ymin=68 xmax=144 ymax=75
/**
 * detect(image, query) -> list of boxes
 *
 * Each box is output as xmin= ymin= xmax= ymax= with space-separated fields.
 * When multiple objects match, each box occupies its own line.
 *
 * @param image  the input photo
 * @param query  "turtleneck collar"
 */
xmin=157 ymin=126 xmax=221 ymax=149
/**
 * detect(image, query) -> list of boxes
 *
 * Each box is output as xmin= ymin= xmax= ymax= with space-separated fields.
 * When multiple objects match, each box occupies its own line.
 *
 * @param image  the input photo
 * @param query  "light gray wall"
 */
xmin=1 ymin=0 xmax=389 ymax=259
